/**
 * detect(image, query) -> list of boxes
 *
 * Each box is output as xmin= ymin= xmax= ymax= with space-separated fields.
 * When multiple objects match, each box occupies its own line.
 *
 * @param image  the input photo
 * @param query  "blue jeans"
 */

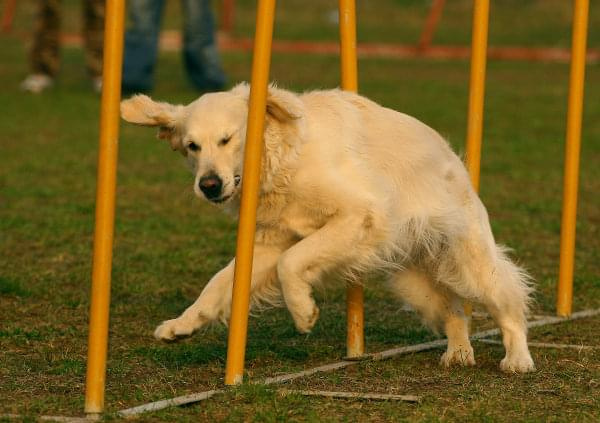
xmin=122 ymin=0 xmax=226 ymax=92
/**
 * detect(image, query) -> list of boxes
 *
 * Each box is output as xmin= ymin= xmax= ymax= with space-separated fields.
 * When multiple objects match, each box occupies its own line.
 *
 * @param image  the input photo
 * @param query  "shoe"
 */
xmin=92 ymin=77 xmax=102 ymax=94
xmin=21 ymin=74 xmax=54 ymax=93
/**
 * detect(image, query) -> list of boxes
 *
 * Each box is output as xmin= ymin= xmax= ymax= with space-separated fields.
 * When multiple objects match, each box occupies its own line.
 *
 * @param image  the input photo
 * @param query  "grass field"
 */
xmin=1 ymin=0 xmax=599 ymax=421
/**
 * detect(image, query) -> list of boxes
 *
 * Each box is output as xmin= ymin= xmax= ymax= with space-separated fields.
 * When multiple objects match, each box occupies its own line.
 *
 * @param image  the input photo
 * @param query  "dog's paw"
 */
xmin=440 ymin=345 xmax=476 ymax=368
xmin=154 ymin=317 xmax=198 ymax=342
xmin=293 ymin=304 xmax=320 ymax=334
xmin=499 ymin=353 xmax=535 ymax=373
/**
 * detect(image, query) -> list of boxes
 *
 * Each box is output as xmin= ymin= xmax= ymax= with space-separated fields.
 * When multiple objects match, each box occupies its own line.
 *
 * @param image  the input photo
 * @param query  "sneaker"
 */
xmin=21 ymin=74 xmax=54 ymax=93
xmin=92 ymin=77 xmax=102 ymax=94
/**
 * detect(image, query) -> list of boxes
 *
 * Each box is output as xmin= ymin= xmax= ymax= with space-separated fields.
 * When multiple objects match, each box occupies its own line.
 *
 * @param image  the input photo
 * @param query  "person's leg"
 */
xmin=122 ymin=0 xmax=165 ymax=92
xmin=181 ymin=0 xmax=226 ymax=91
xmin=23 ymin=0 xmax=60 ymax=92
xmin=83 ymin=0 xmax=105 ymax=90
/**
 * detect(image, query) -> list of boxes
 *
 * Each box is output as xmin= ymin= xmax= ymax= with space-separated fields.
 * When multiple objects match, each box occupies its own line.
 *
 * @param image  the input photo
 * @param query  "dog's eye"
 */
xmin=219 ymin=136 xmax=232 ymax=147
xmin=187 ymin=142 xmax=201 ymax=152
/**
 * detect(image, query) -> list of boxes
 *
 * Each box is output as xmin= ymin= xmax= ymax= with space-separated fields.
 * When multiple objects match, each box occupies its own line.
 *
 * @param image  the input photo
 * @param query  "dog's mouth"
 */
xmin=210 ymin=194 xmax=232 ymax=204
xmin=210 ymin=175 xmax=241 ymax=204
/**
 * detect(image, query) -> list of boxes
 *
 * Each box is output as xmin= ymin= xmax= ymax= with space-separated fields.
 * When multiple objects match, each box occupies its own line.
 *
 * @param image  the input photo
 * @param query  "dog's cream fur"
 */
xmin=121 ymin=83 xmax=535 ymax=372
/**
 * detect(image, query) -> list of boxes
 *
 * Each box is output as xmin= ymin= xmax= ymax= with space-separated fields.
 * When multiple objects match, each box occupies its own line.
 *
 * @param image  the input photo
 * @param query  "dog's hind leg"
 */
xmin=154 ymin=243 xmax=282 ymax=341
xmin=388 ymin=268 xmax=475 ymax=367
xmin=436 ymin=229 xmax=535 ymax=373
xmin=483 ymin=248 xmax=535 ymax=373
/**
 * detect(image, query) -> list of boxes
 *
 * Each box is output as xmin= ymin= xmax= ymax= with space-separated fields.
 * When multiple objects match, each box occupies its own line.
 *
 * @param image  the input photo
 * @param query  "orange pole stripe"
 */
xmin=224 ymin=0 xmax=276 ymax=386
xmin=557 ymin=0 xmax=588 ymax=317
xmin=84 ymin=0 xmax=125 ymax=415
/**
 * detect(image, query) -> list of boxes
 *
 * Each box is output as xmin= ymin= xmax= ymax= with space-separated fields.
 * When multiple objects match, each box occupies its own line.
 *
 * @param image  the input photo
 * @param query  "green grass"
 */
xmin=1 ymin=0 xmax=600 ymax=421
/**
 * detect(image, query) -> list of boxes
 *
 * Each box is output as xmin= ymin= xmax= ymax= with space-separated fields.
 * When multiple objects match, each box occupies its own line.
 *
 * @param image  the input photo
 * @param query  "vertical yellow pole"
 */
xmin=465 ymin=0 xmax=489 ymax=193
xmin=84 ymin=0 xmax=125 ymax=415
xmin=557 ymin=0 xmax=589 ymax=317
xmin=224 ymin=0 xmax=276 ymax=386
xmin=339 ymin=0 xmax=358 ymax=93
xmin=339 ymin=0 xmax=364 ymax=359
xmin=464 ymin=0 xmax=489 ymax=317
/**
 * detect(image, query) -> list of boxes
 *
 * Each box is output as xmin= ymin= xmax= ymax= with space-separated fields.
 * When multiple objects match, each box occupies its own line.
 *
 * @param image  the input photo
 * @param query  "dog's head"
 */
xmin=120 ymin=83 xmax=303 ymax=205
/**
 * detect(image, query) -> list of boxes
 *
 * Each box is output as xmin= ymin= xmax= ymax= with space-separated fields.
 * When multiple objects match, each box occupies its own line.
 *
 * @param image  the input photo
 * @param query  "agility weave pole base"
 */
xmin=2 ymin=308 xmax=598 ymax=422
xmin=114 ymin=308 xmax=600 ymax=418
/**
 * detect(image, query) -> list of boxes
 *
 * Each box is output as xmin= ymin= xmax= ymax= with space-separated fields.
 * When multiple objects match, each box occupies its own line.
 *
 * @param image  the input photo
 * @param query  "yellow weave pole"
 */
xmin=464 ymin=0 xmax=489 ymax=317
xmin=84 ymin=0 xmax=125 ymax=415
xmin=339 ymin=0 xmax=364 ymax=359
xmin=339 ymin=0 xmax=358 ymax=93
xmin=224 ymin=0 xmax=276 ymax=386
xmin=557 ymin=0 xmax=589 ymax=317
xmin=465 ymin=0 xmax=489 ymax=192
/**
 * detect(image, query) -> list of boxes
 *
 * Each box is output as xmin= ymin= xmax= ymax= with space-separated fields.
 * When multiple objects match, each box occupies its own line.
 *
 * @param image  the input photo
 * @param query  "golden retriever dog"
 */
xmin=121 ymin=83 xmax=535 ymax=373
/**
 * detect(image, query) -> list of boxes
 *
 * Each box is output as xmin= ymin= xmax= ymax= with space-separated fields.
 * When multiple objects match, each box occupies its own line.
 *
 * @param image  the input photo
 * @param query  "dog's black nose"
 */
xmin=199 ymin=173 xmax=223 ymax=199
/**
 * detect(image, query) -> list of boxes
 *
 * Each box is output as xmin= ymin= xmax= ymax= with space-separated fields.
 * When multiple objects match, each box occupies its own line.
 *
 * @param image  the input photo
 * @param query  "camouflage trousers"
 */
xmin=30 ymin=0 xmax=105 ymax=78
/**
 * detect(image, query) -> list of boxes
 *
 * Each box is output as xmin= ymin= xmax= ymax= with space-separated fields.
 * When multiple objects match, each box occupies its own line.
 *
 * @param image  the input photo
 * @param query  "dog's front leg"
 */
xmin=278 ymin=212 xmax=374 ymax=333
xmin=154 ymin=244 xmax=282 ymax=341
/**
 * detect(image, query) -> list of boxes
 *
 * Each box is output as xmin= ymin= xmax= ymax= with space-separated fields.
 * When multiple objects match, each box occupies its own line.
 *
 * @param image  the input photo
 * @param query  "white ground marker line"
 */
xmin=118 ymin=389 xmax=222 ymax=417
xmin=115 ymin=308 xmax=600 ymax=417
xmin=278 ymin=389 xmax=421 ymax=402
xmin=261 ymin=359 xmax=355 ymax=384
xmin=0 ymin=414 xmax=92 ymax=423
xmin=477 ymin=339 xmax=599 ymax=350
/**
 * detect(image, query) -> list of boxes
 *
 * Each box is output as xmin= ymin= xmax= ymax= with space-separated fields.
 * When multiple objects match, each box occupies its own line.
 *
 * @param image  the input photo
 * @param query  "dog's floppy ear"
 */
xmin=120 ymin=94 xmax=182 ymax=126
xmin=120 ymin=95 xmax=186 ymax=153
xmin=266 ymin=85 xmax=303 ymax=123
xmin=230 ymin=82 xmax=303 ymax=123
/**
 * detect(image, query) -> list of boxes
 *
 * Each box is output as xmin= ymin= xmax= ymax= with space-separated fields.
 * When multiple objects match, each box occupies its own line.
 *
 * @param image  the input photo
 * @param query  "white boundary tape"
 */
xmin=477 ymin=339 xmax=598 ymax=350
xmin=118 ymin=389 xmax=222 ymax=417
xmin=0 ymin=414 xmax=92 ymax=423
xmin=278 ymin=388 xmax=421 ymax=402
xmin=3 ymin=308 xmax=599 ymax=421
